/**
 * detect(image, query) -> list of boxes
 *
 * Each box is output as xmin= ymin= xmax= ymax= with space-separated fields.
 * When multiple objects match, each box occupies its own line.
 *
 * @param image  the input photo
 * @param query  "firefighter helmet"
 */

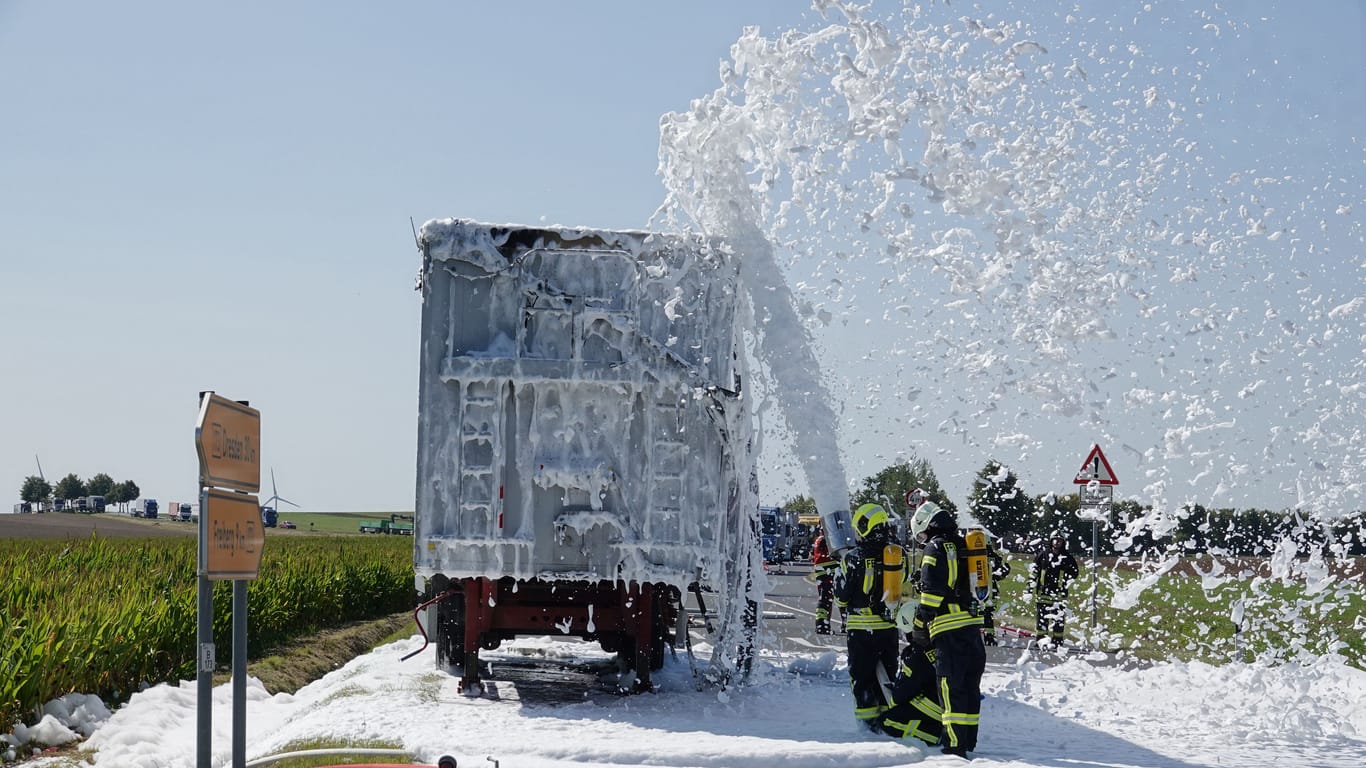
xmin=909 ymin=501 xmax=955 ymax=541
xmin=895 ymin=599 xmax=919 ymax=634
xmin=852 ymin=503 xmax=891 ymax=539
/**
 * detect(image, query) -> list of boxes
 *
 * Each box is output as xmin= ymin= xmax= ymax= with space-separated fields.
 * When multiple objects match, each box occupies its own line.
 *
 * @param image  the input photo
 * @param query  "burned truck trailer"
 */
xmin=412 ymin=219 xmax=759 ymax=691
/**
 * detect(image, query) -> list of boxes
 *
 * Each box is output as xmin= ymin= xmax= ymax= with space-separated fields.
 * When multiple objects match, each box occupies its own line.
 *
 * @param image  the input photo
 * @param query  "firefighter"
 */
xmin=875 ymin=588 xmax=946 ymax=746
xmin=835 ymin=503 xmax=904 ymax=731
xmin=981 ymin=535 xmax=1011 ymax=646
xmin=809 ymin=528 xmax=839 ymax=634
xmin=1030 ymin=534 xmax=1079 ymax=647
xmin=908 ymin=501 xmax=986 ymax=758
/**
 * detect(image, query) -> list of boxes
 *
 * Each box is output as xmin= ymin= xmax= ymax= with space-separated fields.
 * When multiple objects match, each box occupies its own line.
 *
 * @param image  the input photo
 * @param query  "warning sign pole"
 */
xmin=1073 ymin=444 xmax=1118 ymax=636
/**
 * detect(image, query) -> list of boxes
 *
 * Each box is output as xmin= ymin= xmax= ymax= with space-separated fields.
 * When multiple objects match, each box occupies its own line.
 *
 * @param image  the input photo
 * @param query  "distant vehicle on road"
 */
xmin=759 ymin=506 xmax=799 ymax=563
xmin=359 ymin=514 xmax=413 ymax=535
xmin=279 ymin=520 xmax=297 ymax=529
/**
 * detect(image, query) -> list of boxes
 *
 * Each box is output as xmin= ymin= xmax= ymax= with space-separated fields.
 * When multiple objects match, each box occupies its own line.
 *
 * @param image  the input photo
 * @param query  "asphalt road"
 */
xmin=0 ymin=511 xmax=195 ymax=539
xmin=752 ymin=560 xmax=1132 ymax=667
xmin=755 ymin=561 xmax=846 ymax=653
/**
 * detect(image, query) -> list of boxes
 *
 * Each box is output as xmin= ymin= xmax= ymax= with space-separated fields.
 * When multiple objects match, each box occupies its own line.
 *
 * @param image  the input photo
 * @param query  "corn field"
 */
xmin=0 ymin=535 xmax=414 ymax=729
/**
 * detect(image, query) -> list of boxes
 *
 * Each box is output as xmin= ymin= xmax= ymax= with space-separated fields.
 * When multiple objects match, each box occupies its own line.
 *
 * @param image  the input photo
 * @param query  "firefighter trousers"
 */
xmin=1036 ymin=599 xmax=1068 ymax=643
xmin=815 ymin=575 xmax=834 ymax=633
xmin=846 ymin=627 xmax=898 ymax=727
xmin=932 ymin=626 xmax=986 ymax=753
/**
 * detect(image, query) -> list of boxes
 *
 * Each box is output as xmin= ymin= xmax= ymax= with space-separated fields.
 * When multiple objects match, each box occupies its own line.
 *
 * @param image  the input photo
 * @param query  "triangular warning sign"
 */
xmin=1073 ymin=444 xmax=1119 ymax=485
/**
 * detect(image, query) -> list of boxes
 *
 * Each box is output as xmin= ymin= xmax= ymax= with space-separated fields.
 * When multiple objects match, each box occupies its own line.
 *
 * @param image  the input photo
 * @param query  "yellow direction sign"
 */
xmin=201 ymin=488 xmax=265 ymax=580
xmin=196 ymin=393 xmax=261 ymax=492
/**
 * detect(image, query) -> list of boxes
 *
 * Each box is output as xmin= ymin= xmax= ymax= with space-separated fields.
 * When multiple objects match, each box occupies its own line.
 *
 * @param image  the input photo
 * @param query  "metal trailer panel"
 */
xmin=414 ymin=220 xmax=747 ymax=593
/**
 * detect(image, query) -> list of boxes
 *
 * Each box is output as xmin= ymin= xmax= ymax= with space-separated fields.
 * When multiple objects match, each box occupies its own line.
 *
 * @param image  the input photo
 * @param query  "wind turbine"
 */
xmin=34 ymin=455 xmax=48 ymax=512
xmin=260 ymin=468 xmax=298 ymax=527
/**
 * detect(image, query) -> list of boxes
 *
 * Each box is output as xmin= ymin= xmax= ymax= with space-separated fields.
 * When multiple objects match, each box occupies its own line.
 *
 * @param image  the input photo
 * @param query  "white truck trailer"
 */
xmin=411 ymin=219 xmax=760 ymax=692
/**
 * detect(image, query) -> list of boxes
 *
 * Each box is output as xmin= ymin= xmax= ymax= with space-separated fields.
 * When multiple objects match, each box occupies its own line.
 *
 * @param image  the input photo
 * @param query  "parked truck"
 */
xmin=411 ymin=220 xmax=760 ymax=692
xmin=793 ymin=512 xmax=821 ymax=559
xmin=758 ymin=506 xmax=800 ymax=564
xmin=360 ymin=514 xmax=414 ymax=535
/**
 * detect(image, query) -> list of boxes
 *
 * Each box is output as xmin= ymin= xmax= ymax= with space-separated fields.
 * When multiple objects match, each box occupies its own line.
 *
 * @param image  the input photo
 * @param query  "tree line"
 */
xmin=780 ymin=455 xmax=1366 ymax=558
xmin=19 ymin=472 xmax=142 ymax=510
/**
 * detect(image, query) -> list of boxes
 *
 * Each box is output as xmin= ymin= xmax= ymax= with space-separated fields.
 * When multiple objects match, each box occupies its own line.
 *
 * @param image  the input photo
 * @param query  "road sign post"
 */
xmin=194 ymin=392 xmax=263 ymax=768
xmin=1073 ymin=445 xmax=1118 ymax=636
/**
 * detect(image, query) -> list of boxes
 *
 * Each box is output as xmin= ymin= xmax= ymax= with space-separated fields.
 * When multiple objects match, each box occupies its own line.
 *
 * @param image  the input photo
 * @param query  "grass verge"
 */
xmin=16 ymin=614 xmax=419 ymax=767
xmin=224 ymin=612 xmax=417 ymax=695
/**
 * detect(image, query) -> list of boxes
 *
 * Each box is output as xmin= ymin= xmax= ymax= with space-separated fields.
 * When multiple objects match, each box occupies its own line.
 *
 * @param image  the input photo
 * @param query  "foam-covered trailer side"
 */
xmin=412 ymin=219 xmax=758 ymax=691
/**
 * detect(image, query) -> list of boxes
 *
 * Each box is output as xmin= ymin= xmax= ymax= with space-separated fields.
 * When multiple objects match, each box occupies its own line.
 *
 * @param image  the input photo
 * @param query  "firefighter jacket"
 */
xmin=812 ymin=534 xmax=838 ymax=578
xmin=835 ymin=534 xmax=904 ymax=632
xmin=913 ymin=531 xmax=985 ymax=639
xmin=1032 ymin=548 xmax=1079 ymax=600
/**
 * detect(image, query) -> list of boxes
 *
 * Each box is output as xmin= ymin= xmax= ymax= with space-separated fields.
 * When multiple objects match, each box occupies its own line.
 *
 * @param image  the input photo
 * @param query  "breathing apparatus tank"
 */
xmin=882 ymin=543 xmax=903 ymax=605
xmin=963 ymin=528 xmax=991 ymax=604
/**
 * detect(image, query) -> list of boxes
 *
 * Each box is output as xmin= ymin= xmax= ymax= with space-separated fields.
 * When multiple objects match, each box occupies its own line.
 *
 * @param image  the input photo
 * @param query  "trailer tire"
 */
xmin=435 ymin=585 xmax=466 ymax=667
xmin=649 ymin=586 xmax=680 ymax=670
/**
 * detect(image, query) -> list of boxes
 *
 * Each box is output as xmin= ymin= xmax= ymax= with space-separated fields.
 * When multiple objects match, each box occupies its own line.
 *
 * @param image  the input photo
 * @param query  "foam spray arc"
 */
xmin=654 ymin=40 xmax=853 ymax=541
xmin=653 ymin=0 xmax=1365 ymax=664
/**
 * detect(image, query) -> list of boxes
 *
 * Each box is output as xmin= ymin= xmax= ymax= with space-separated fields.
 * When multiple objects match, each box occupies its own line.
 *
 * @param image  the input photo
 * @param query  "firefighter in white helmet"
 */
xmin=907 ymin=500 xmax=986 ymax=758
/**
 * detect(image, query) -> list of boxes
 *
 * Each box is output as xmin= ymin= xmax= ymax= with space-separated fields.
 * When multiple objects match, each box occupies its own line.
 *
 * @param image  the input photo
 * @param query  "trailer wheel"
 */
xmin=649 ymin=586 xmax=681 ymax=670
xmin=435 ymin=586 xmax=466 ymax=667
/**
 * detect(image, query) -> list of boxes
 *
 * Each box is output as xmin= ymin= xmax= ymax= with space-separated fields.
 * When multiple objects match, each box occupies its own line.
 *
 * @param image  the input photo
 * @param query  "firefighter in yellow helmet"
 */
xmin=907 ymin=501 xmax=986 ymax=758
xmin=834 ymin=503 xmax=904 ymax=731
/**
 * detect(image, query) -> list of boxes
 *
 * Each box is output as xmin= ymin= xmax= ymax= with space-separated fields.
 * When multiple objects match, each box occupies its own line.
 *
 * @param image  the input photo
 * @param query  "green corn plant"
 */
xmin=0 ymin=535 xmax=414 ymax=728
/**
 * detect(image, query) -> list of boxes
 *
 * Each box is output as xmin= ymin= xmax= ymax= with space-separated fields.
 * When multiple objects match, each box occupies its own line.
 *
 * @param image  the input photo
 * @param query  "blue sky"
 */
xmin=0 ymin=1 xmax=812 ymax=511
xmin=2 ymin=1 xmax=1362 ymax=514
